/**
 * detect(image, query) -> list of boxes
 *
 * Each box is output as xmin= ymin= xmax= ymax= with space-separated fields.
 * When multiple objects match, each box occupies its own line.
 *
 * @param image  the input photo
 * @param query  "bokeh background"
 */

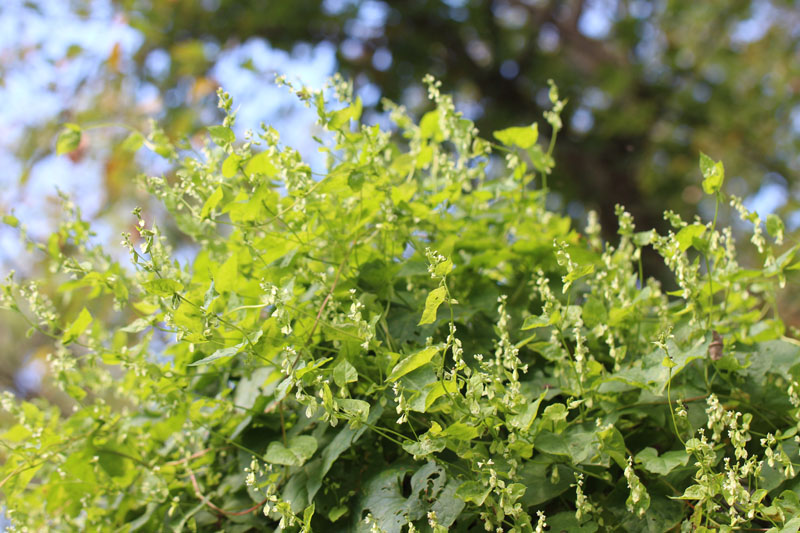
xmin=1 ymin=0 xmax=799 ymax=441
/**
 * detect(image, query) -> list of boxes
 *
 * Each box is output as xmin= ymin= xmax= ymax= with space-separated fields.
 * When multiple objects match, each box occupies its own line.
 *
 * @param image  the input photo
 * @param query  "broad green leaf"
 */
xmin=455 ymin=481 xmax=491 ymax=506
xmin=244 ymin=151 xmax=277 ymax=178
xmin=328 ymin=506 xmax=348 ymax=522
xmin=441 ymin=422 xmax=479 ymax=441
xmin=333 ymin=360 xmax=358 ymax=388
xmin=200 ymin=186 xmax=223 ymax=219
xmin=387 ymin=346 xmax=439 ymax=382
xmin=3 ymin=214 xmax=19 ymax=227
xmin=221 ymin=153 xmax=240 ymax=178
xmin=635 ymin=447 xmax=689 ymax=476
xmin=144 ymin=279 xmax=183 ymax=297
xmin=207 ymin=125 xmax=234 ymax=145
xmin=507 ymin=392 xmax=546 ymax=431
xmin=424 ymin=379 xmax=459 ymax=411
xmin=214 ymin=253 xmax=238 ymax=293
xmin=434 ymin=258 xmax=453 ymax=277
xmin=265 ymin=435 xmax=318 ymax=466
xmin=357 ymin=465 xmax=427 ymax=532
xmin=521 ymin=311 xmax=559 ymax=330
xmin=306 ymin=404 xmax=381 ymax=501
xmin=328 ymin=97 xmax=362 ymax=130
xmin=295 ymin=357 xmax=333 ymax=380
xmin=493 ymin=123 xmax=538 ymax=149
xmin=402 ymin=435 xmax=446 ymax=457
xmin=303 ymin=503 xmax=315 ymax=525
xmin=675 ymin=224 xmax=706 ymax=252
xmin=62 ymin=307 xmax=92 ymax=344
xmin=188 ymin=344 xmax=242 ymax=366
xmin=564 ymin=263 xmax=595 ymax=284
xmin=419 ymin=110 xmax=442 ymax=140
xmin=337 ymin=398 xmax=370 ymax=423
xmin=633 ymin=229 xmax=655 ymax=246
xmin=120 ymin=131 xmax=144 ymax=152
xmin=418 ymin=286 xmax=446 ymax=325
xmin=547 ymin=512 xmax=599 ymax=533
xmin=699 ymin=152 xmax=724 ymax=194
xmin=767 ymin=214 xmax=784 ymax=239
xmin=56 ymin=123 xmax=82 ymax=155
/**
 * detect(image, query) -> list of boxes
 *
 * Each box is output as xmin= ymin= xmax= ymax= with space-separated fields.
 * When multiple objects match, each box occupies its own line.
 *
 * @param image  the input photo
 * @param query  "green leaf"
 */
xmin=328 ymin=97 xmax=362 ymax=130
xmin=419 ymin=110 xmax=442 ymax=140
xmin=507 ymin=392 xmax=546 ymax=431
xmin=767 ymin=214 xmax=784 ymax=239
xmin=521 ymin=310 xmax=560 ymax=330
xmin=302 ymin=503 xmax=315 ymax=525
xmin=207 ymin=125 xmax=235 ymax=145
xmin=434 ymin=258 xmax=453 ymax=277
xmin=144 ymin=279 xmax=183 ymax=297
xmin=328 ymin=505 xmax=348 ymax=522
xmin=441 ymin=422 xmax=479 ymax=441
xmin=56 ymin=124 xmax=82 ymax=155
xmin=564 ymin=263 xmax=594 ymax=284
xmin=699 ymin=152 xmax=724 ymax=194
xmin=387 ymin=346 xmax=440 ymax=382
xmin=662 ymin=356 xmax=677 ymax=368
xmin=635 ymin=447 xmax=689 ymax=476
xmin=200 ymin=186 xmax=223 ymax=219
xmin=215 ymin=253 xmax=238 ymax=293
xmin=188 ymin=344 xmax=243 ymax=366
xmin=455 ymin=481 xmax=491 ymax=506
xmin=493 ymin=123 xmax=538 ymax=149
xmin=120 ymin=131 xmax=145 ymax=152
xmin=337 ymin=398 xmax=370 ymax=423
xmin=424 ymin=379 xmax=459 ymax=411
xmin=62 ymin=307 xmax=92 ymax=344
xmin=333 ymin=360 xmax=358 ymax=388
xmin=3 ymin=214 xmax=19 ymax=228
xmin=244 ymin=151 xmax=277 ymax=178
xmin=675 ymin=224 xmax=706 ymax=252
xmin=265 ymin=435 xmax=318 ymax=466
xmin=418 ymin=286 xmax=446 ymax=325
xmin=295 ymin=357 xmax=333 ymax=380
xmin=633 ymin=229 xmax=655 ymax=247
xmin=221 ymin=153 xmax=240 ymax=178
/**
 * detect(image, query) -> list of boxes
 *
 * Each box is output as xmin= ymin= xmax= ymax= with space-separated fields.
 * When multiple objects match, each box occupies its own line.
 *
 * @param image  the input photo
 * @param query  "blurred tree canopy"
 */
xmin=4 ymin=0 xmax=799 ymax=233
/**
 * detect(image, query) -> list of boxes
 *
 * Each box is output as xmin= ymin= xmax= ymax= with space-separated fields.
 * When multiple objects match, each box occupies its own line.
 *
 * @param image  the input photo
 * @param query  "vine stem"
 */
xmin=186 ymin=467 xmax=267 ymax=517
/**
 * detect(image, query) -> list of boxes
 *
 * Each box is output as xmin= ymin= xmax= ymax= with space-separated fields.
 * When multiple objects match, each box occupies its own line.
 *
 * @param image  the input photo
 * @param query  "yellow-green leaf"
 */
xmin=387 ymin=346 xmax=439 ymax=382
xmin=221 ymin=154 xmax=240 ymax=178
xmin=244 ymin=151 xmax=277 ymax=178
xmin=441 ymin=422 xmax=479 ymax=441
xmin=328 ymin=97 xmax=363 ymax=130
xmin=675 ymin=224 xmax=706 ymax=252
xmin=144 ymin=279 xmax=183 ymax=297
xmin=215 ymin=253 xmax=238 ymax=293
xmin=62 ymin=307 xmax=92 ymax=344
xmin=207 ymin=125 xmax=235 ymax=145
xmin=56 ymin=124 xmax=82 ymax=155
xmin=418 ymin=286 xmax=446 ymax=325
xmin=200 ymin=186 xmax=223 ymax=219
xmin=699 ymin=152 xmax=724 ymax=194
xmin=493 ymin=123 xmax=538 ymax=149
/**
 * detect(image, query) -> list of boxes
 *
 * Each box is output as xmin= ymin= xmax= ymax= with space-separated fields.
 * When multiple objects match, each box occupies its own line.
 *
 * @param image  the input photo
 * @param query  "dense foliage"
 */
xmin=2 ymin=77 xmax=800 ymax=531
